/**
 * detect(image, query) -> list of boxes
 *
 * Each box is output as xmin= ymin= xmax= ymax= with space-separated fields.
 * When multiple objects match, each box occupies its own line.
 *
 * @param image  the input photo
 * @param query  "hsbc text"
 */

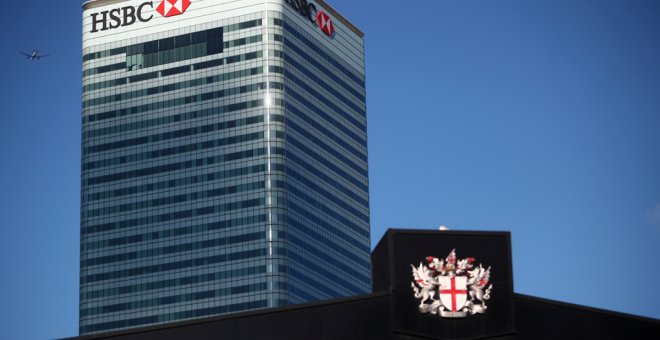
xmin=90 ymin=2 xmax=154 ymax=33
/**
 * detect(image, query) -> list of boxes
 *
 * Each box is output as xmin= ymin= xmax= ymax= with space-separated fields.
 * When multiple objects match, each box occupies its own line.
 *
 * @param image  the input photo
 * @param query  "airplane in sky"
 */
xmin=20 ymin=49 xmax=50 ymax=60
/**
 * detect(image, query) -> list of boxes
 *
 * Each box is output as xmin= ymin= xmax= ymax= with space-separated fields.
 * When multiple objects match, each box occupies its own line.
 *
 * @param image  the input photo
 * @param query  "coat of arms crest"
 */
xmin=411 ymin=249 xmax=493 ymax=318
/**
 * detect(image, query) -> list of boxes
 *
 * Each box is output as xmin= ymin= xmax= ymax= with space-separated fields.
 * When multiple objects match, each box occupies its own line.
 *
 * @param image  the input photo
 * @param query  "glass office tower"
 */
xmin=80 ymin=0 xmax=369 ymax=335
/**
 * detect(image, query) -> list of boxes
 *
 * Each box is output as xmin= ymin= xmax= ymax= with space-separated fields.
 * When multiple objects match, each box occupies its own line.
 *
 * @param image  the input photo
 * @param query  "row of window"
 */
xmin=84 ymin=52 xmax=266 ymax=110
xmin=287 ymin=164 xmax=368 ymax=211
xmin=84 ymin=180 xmax=266 ymax=219
xmin=125 ymin=29 xmax=221 ymax=55
xmin=106 ymin=48 xmax=263 ymax=93
xmin=85 ymin=163 xmax=268 ymax=203
xmin=287 ymin=164 xmax=369 ymax=226
xmin=287 ymin=234 xmax=371 ymax=292
xmin=287 ymin=228 xmax=369 ymax=281
xmin=85 ymin=80 xmax=264 ymax=127
xmin=81 ymin=281 xmax=272 ymax=317
xmin=81 ymin=246 xmax=283 ymax=284
xmin=82 ymin=115 xmax=276 ymax=171
xmin=83 ymin=131 xmax=266 ymax=172
xmin=80 ymin=299 xmax=271 ymax=334
xmin=82 ymin=230 xmax=266 ymax=268
xmin=286 ymin=101 xmax=366 ymax=157
xmin=289 ymin=127 xmax=369 ymax=187
xmin=286 ymin=215 xmax=369 ymax=270
xmin=286 ymin=69 xmax=365 ymax=132
xmin=84 ymin=144 xmax=282 ymax=187
xmin=287 ymin=136 xmax=367 ymax=190
xmin=125 ymin=27 xmax=223 ymax=72
xmin=287 ymin=110 xmax=365 ymax=166
xmin=287 ymin=185 xmax=368 ymax=239
xmin=286 ymin=90 xmax=365 ymax=148
xmin=285 ymin=151 xmax=366 ymax=206
xmin=85 ymin=112 xmax=265 ymax=155
xmin=81 ymin=189 xmax=264 ymax=236
xmin=82 ymin=19 xmax=263 ymax=63
xmin=81 ymin=213 xmax=269 ymax=253
xmin=287 ymin=266 xmax=342 ymax=301
xmin=284 ymin=37 xmax=364 ymax=102
xmin=82 ymin=264 xmax=267 ymax=301
xmin=287 ymin=201 xmax=369 ymax=253
xmin=82 ymin=194 xmax=266 ymax=235
xmin=285 ymin=52 xmax=365 ymax=116
xmin=287 ymin=116 xmax=368 ymax=176
xmin=83 ymin=84 xmax=269 ymax=138
xmin=84 ymin=62 xmax=125 ymax=78
xmin=85 ymin=35 xmax=261 ymax=93
xmin=287 ymin=285 xmax=328 ymax=305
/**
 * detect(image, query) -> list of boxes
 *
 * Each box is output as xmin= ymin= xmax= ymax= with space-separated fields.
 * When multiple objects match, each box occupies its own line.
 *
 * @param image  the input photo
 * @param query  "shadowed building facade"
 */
xmin=80 ymin=0 xmax=369 ymax=335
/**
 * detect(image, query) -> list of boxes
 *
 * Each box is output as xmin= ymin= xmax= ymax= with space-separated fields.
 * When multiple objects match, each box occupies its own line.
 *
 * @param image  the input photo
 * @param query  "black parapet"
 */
xmin=514 ymin=293 xmax=660 ymax=340
xmin=372 ymin=229 xmax=516 ymax=339
xmin=63 ymin=229 xmax=660 ymax=340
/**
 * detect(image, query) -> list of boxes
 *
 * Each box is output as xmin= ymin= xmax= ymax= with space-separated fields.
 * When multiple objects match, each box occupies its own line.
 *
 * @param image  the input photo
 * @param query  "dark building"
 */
xmin=66 ymin=229 xmax=660 ymax=339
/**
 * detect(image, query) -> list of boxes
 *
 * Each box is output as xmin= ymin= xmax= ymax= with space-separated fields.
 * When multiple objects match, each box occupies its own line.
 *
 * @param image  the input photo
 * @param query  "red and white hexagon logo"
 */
xmin=156 ymin=0 xmax=191 ymax=17
xmin=316 ymin=11 xmax=334 ymax=36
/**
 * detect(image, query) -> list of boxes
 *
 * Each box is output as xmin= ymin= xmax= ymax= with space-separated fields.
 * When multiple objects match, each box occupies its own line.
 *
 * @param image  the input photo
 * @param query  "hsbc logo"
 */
xmin=89 ymin=0 xmax=191 ymax=33
xmin=157 ymin=0 xmax=191 ymax=17
xmin=284 ymin=0 xmax=335 ymax=37
xmin=315 ymin=10 xmax=334 ymax=36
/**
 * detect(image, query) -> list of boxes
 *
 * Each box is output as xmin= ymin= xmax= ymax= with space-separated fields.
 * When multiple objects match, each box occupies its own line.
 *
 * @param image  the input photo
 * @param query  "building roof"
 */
xmin=82 ymin=0 xmax=126 ymax=10
xmin=82 ymin=0 xmax=365 ymax=38
xmin=63 ymin=291 xmax=660 ymax=340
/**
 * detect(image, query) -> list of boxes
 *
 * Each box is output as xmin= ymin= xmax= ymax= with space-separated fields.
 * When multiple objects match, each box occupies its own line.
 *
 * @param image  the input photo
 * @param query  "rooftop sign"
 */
xmin=284 ymin=0 xmax=335 ymax=36
xmin=89 ymin=0 xmax=191 ymax=33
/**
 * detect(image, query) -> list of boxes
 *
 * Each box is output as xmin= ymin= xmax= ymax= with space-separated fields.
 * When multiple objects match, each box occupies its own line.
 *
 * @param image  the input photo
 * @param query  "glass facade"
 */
xmin=81 ymin=1 xmax=368 ymax=335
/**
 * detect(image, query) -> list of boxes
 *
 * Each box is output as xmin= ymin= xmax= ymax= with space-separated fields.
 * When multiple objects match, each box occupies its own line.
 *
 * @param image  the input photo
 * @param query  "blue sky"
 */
xmin=1 ymin=1 xmax=659 ymax=339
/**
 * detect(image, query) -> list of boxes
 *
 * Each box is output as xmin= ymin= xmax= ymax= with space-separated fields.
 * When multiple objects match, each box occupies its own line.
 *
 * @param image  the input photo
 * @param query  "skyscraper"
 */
xmin=80 ymin=0 xmax=369 ymax=335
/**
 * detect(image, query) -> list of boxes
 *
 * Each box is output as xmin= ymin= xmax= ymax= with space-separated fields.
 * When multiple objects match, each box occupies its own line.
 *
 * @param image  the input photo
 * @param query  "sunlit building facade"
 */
xmin=80 ymin=0 xmax=369 ymax=335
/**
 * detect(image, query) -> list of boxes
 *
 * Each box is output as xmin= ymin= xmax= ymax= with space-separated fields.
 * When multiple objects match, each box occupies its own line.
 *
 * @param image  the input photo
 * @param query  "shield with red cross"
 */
xmin=439 ymin=276 xmax=468 ymax=312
